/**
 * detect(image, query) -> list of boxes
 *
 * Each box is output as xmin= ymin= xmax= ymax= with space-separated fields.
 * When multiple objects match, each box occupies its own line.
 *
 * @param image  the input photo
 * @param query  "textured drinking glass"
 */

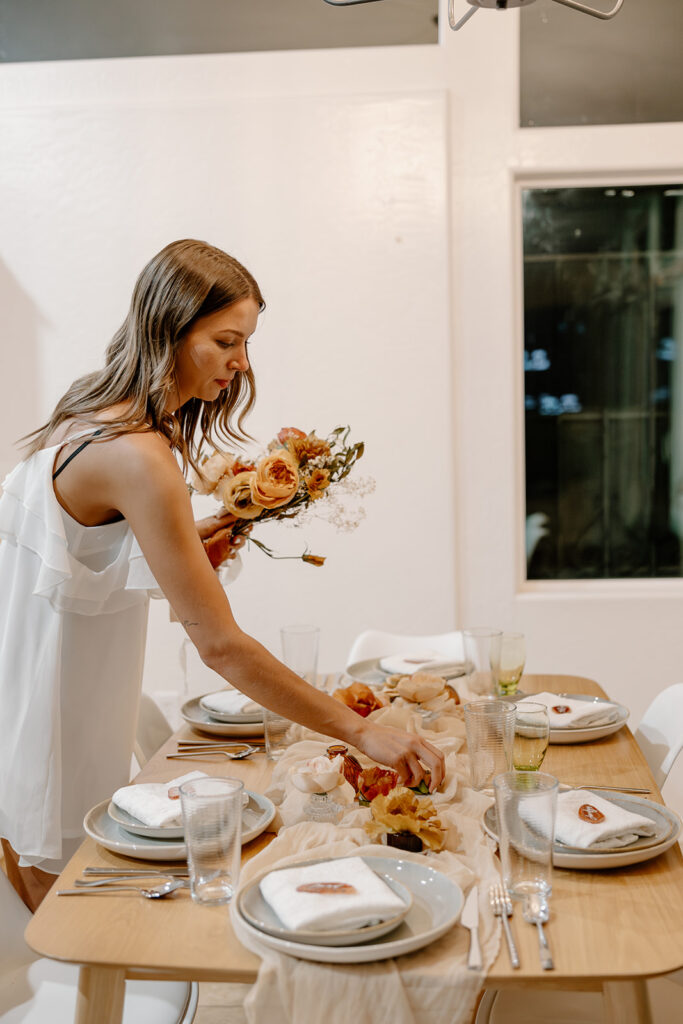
xmin=494 ymin=771 xmax=558 ymax=900
xmin=463 ymin=699 xmax=516 ymax=791
xmin=463 ymin=628 xmax=503 ymax=696
xmin=178 ymin=777 xmax=243 ymax=905
xmin=496 ymin=632 xmax=526 ymax=697
xmin=280 ymin=624 xmax=320 ymax=686
xmin=264 ymin=708 xmax=296 ymax=760
xmin=513 ymin=702 xmax=549 ymax=771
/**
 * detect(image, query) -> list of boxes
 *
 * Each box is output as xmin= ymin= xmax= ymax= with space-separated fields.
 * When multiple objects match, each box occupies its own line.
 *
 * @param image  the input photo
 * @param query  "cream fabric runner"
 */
xmin=231 ymin=702 xmax=502 ymax=1024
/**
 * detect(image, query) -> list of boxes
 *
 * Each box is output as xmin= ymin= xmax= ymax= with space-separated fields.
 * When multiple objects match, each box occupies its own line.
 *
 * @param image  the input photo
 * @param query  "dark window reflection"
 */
xmin=524 ymin=185 xmax=683 ymax=579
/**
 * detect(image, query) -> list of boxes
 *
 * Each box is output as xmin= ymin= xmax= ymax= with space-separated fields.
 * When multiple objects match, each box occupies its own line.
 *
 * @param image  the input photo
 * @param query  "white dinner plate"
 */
xmin=181 ymin=697 xmax=265 ymax=737
xmin=198 ymin=693 xmax=264 ymax=725
xmin=482 ymin=790 xmax=681 ymax=870
xmin=345 ymin=657 xmax=466 ymax=690
xmin=234 ymin=856 xmax=464 ymax=964
xmin=84 ymin=790 xmax=276 ymax=861
xmin=238 ymin=859 xmax=413 ymax=947
xmin=106 ymin=801 xmax=185 ymax=840
xmin=540 ymin=694 xmax=630 ymax=744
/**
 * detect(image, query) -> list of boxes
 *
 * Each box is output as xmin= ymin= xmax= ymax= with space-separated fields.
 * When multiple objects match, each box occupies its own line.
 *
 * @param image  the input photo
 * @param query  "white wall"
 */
xmin=0 ymin=38 xmax=456 ymax=700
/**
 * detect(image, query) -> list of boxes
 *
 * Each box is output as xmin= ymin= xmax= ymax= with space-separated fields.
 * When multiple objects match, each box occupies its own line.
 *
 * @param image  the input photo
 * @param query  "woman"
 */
xmin=0 ymin=239 xmax=444 ymax=910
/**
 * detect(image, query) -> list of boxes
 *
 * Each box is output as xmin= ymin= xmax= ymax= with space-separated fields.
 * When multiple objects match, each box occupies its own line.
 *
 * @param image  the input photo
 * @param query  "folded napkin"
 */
xmin=201 ymin=689 xmax=262 ymax=716
xmin=111 ymin=771 xmax=207 ymax=827
xmin=258 ymin=855 xmax=407 ymax=932
xmin=379 ymin=653 xmax=462 ymax=677
xmin=517 ymin=692 xmax=620 ymax=729
xmin=552 ymin=790 xmax=657 ymax=849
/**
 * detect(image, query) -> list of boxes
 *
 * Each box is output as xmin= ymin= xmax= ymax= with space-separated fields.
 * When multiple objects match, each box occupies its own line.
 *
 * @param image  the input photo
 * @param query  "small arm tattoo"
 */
xmin=182 ymin=619 xmax=200 ymax=628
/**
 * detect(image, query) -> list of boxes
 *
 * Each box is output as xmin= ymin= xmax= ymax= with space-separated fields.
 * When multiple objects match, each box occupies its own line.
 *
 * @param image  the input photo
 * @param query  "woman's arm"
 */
xmin=98 ymin=434 xmax=445 ymax=788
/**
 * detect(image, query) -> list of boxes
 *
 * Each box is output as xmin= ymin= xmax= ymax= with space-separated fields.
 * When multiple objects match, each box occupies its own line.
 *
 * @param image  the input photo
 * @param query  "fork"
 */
xmin=57 ymin=879 xmax=186 ymax=899
xmin=167 ymin=745 xmax=258 ymax=761
xmin=489 ymin=883 xmax=520 ymax=969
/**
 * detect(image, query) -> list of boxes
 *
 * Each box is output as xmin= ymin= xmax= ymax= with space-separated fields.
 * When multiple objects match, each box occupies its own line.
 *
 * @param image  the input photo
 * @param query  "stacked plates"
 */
xmin=84 ymin=790 xmax=275 ymax=862
xmin=181 ymin=696 xmax=265 ymax=738
xmin=346 ymin=658 xmax=465 ymax=690
xmin=543 ymin=694 xmax=629 ymax=744
xmin=234 ymin=856 xmax=464 ymax=964
xmin=483 ymin=790 xmax=681 ymax=870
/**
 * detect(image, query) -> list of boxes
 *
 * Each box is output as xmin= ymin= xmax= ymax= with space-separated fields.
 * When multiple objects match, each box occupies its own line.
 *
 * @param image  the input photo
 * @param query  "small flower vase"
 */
xmin=303 ymin=792 xmax=342 ymax=824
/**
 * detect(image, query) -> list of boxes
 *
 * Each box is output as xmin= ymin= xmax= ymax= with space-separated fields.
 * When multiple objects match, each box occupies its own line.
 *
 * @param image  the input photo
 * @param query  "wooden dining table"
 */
xmin=25 ymin=674 xmax=683 ymax=1024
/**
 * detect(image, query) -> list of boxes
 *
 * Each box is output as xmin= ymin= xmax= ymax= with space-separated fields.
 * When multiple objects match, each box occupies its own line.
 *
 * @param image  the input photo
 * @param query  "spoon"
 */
xmin=522 ymin=893 xmax=554 ymax=970
xmin=57 ymin=879 xmax=187 ymax=899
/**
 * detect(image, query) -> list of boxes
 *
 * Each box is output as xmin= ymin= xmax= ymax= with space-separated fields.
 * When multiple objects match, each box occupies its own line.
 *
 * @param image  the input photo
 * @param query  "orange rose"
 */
xmin=216 ymin=472 xmax=262 ymax=519
xmin=305 ymin=467 xmax=331 ymax=500
xmin=277 ymin=427 xmax=307 ymax=445
xmin=250 ymin=450 xmax=299 ymax=509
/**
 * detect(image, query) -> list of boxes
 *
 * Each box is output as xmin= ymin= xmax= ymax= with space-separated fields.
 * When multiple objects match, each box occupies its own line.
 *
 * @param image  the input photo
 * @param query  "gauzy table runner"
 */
xmin=231 ymin=702 xmax=501 ymax=1024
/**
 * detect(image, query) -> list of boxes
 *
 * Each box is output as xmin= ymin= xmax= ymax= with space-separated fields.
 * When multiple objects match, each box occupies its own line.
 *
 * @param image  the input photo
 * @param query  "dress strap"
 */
xmin=52 ymin=428 xmax=105 ymax=481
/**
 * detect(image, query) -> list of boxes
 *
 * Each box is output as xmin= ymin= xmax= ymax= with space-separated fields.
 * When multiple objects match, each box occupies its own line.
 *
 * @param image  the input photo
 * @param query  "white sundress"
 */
xmin=0 ymin=432 xmax=162 ymax=870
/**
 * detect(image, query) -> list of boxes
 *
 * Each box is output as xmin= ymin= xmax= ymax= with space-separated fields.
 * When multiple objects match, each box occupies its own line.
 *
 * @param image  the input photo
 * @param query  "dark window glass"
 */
xmin=524 ymin=185 xmax=683 ymax=579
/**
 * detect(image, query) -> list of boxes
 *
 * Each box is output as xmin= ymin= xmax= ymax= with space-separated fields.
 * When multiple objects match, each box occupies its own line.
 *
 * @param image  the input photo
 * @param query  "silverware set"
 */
xmin=167 ymin=741 xmax=261 ymax=761
xmin=57 ymin=867 xmax=190 ymax=899
xmin=488 ymin=882 xmax=554 ymax=970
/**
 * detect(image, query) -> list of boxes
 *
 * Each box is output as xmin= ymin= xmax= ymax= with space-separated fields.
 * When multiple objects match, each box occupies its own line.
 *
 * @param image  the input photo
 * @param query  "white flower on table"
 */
xmin=290 ymin=755 xmax=345 ymax=795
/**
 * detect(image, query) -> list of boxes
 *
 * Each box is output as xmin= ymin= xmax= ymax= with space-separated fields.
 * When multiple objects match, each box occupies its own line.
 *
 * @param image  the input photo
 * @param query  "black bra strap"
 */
xmin=52 ymin=428 xmax=106 ymax=481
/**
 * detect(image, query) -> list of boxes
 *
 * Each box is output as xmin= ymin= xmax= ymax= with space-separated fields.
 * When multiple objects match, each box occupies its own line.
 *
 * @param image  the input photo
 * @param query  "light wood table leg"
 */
xmin=75 ymin=965 xmax=125 ymax=1024
xmin=602 ymin=980 xmax=653 ymax=1024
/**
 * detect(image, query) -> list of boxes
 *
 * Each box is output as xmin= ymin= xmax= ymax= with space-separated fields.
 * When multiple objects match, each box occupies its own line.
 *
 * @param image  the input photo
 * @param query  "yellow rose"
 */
xmin=216 ymin=472 xmax=262 ymax=519
xmin=286 ymin=433 xmax=331 ymax=465
xmin=250 ymin=451 xmax=299 ymax=509
xmin=305 ymin=467 xmax=331 ymax=500
xmin=189 ymin=452 xmax=235 ymax=495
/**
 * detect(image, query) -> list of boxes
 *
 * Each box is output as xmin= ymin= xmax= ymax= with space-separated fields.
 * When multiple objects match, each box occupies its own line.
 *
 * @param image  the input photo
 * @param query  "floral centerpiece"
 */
xmin=191 ymin=426 xmax=369 ymax=567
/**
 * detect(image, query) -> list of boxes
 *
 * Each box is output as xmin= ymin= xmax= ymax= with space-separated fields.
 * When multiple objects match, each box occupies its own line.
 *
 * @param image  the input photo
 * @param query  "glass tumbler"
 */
xmin=179 ymin=777 xmax=243 ymax=905
xmin=494 ymin=770 xmax=558 ymax=900
xmin=463 ymin=699 xmax=516 ymax=791
xmin=463 ymin=628 xmax=503 ymax=697
xmin=280 ymin=624 xmax=320 ymax=687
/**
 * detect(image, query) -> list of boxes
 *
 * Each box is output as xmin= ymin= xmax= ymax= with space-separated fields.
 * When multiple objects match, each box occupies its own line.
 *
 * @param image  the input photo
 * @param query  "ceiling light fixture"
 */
xmin=323 ymin=0 xmax=624 ymax=32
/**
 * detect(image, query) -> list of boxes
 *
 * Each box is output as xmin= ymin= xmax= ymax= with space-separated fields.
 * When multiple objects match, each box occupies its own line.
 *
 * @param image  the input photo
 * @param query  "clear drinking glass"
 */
xmin=494 ymin=771 xmax=558 ymax=900
xmin=264 ymin=708 xmax=296 ymax=760
xmin=512 ymin=702 xmax=549 ymax=771
xmin=280 ymin=625 xmax=320 ymax=686
xmin=178 ymin=777 xmax=243 ymax=905
xmin=463 ymin=628 xmax=503 ymax=697
xmin=463 ymin=699 xmax=516 ymax=791
xmin=496 ymin=632 xmax=526 ymax=697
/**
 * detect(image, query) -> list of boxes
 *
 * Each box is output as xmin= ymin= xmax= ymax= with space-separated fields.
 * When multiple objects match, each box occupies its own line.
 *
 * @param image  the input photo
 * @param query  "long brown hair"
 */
xmin=23 ymin=239 xmax=265 ymax=474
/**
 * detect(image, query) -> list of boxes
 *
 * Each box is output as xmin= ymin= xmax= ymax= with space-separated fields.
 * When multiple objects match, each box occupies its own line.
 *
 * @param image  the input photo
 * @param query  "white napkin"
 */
xmin=379 ymin=653 xmax=462 ymax=677
xmin=111 ymin=771 xmax=207 ymax=827
xmin=517 ymin=692 xmax=620 ymax=729
xmin=258 ymin=855 xmax=407 ymax=932
xmin=201 ymin=689 xmax=262 ymax=716
xmin=553 ymin=790 xmax=657 ymax=849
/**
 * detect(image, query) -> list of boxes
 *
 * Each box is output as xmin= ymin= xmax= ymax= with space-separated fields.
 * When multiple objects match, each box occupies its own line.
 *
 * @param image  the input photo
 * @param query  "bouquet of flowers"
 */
xmin=190 ymin=426 xmax=368 ymax=568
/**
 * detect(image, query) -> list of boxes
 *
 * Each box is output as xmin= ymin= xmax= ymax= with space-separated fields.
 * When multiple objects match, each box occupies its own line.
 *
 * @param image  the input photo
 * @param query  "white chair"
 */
xmin=634 ymin=683 xmax=683 ymax=788
xmin=134 ymin=693 xmax=174 ymax=768
xmin=345 ymin=629 xmax=465 ymax=670
xmin=0 ymin=869 xmax=198 ymax=1023
xmin=475 ymin=684 xmax=683 ymax=1023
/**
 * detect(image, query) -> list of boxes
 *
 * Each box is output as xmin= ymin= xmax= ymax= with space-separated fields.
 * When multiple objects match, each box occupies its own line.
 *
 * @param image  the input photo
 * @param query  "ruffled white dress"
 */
xmin=0 ymin=435 xmax=162 ymax=870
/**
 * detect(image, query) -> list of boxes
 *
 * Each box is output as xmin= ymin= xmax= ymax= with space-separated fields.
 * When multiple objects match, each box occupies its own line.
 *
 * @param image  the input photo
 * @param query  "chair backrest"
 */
xmin=634 ymin=684 xmax=683 ymax=788
xmin=0 ymin=868 xmax=38 ymax=972
xmin=134 ymin=694 xmax=173 ymax=767
xmin=346 ymin=629 xmax=465 ymax=669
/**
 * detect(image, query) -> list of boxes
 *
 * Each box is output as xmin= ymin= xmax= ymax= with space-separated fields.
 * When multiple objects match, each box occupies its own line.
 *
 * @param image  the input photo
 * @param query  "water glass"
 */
xmin=496 ymin=632 xmax=526 ymax=696
xmin=178 ymin=777 xmax=243 ymax=905
xmin=463 ymin=699 xmax=516 ymax=791
xmin=264 ymin=707 xmax=296 ymax=760
xmin=280 ymin=624 xmax=320 ymax=686
xmin=513 ymin=702 xmax=549 ymax=771
xmin=494 ymin=770 xmax=558 ymax=900
xmin=463 ymin=628 xmax=503 ymax=696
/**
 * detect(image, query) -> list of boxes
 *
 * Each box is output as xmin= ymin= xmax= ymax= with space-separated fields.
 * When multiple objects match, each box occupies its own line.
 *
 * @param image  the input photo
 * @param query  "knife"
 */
xmin=461 ymin=884 xmax=482 ymax=970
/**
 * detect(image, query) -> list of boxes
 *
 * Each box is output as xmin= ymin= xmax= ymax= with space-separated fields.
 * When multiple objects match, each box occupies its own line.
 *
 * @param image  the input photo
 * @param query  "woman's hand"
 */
xmin=196 ymin=511 xmax=251 ymax=568
xmin=355 ymin=723 xmax=446 ymax=792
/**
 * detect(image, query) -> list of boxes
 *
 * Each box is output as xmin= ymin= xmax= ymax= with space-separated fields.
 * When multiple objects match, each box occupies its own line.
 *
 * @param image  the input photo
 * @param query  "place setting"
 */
xmin=181 ymin=686 xmax=266 ymax=738
xmin=513 ymin=691 xmax=630 ymax=744
xmin=81 ymin=770 xmax=276 ymax=863
xmin=232 ymin=853 xmax=466 ymax=965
